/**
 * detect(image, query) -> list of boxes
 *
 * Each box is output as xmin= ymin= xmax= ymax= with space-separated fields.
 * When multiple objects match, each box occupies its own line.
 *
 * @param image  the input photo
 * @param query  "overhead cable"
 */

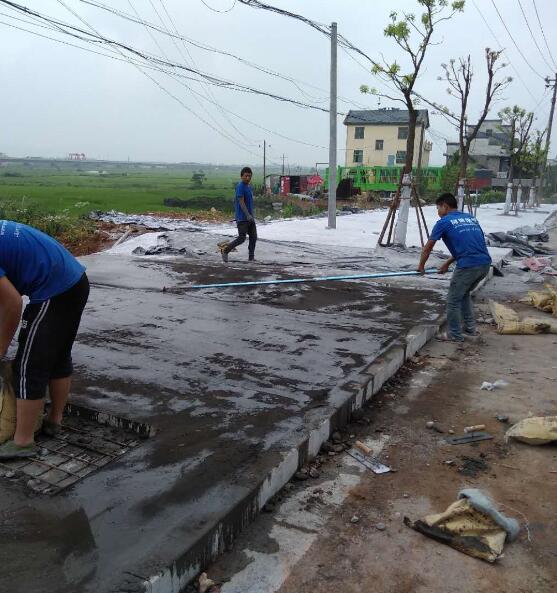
xmin=531 ymin=0 xmax=557 ymax=70
xmin=490 ymin=0 xmax=545 ymax=80
xmin=516 ymin=0 xmax=554 ymax=71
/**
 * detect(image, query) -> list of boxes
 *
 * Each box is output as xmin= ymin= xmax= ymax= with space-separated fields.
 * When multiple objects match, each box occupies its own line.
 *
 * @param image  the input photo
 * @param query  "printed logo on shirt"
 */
xmin=450 ymin=217 xmax=479 ymax=226
xmin=21 ymin=320 xmax=28 ymax=329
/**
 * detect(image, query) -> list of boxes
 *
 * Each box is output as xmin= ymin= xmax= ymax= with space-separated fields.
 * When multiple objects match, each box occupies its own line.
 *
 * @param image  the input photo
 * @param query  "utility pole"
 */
xmin=281 ymin=154 xmax=286 ymax=175
xmin=263 ymin=139 xmax=266 ymax=186
xmin=539 ymin=73 xmax=557 ymax=203
xmin=327 ymin=21 xmax=338 ymax=229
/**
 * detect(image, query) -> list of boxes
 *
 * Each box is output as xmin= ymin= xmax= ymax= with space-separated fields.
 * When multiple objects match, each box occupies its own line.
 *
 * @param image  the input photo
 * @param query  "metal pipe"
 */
xmin=185 ymin=268 xmax=440 ymax=291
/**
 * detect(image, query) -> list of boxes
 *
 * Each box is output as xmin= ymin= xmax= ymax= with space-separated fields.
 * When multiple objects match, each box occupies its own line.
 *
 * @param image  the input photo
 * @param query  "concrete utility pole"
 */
xmin=327 ymin=21 xmax=338 ymax=229
xmin=263 ymin=140 xmax=267 ymax=185
xmin=539 ymin=74 xmax=557 ymax=202
xmin=281 ymin=154 xmax=286 ymax=175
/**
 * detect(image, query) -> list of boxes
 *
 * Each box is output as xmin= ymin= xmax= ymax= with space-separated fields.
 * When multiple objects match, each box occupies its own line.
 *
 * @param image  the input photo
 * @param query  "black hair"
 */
xmin=436 ymin=192 xmax=458 ymax=209
xmin=240 ymin=166 xmax=253 ymax=176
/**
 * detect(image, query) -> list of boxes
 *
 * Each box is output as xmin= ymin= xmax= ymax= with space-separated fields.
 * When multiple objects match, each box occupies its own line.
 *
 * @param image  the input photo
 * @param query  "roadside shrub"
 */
xmin=0 ymin=199 xmax=94 ymax=252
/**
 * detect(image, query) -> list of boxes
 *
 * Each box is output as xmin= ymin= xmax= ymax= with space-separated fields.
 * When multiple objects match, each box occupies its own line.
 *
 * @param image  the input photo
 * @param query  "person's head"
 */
xmin=435 ymin=192 xmax=458 ymax=217
xmin=240 ymin=167 xmax=252 ymax=184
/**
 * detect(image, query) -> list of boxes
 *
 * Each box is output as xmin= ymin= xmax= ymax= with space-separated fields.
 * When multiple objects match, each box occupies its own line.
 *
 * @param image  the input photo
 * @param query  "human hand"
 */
xmin=437 ymin=261 xmax=451 ymax=275
xmin=247 ymin=215 xmax=254 ymax=223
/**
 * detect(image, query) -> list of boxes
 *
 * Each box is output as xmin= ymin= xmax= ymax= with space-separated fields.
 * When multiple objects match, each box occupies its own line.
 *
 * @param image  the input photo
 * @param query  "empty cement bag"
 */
xmin=404 ymin=488 xmax=520 ymax=563
xmin=0 ymin=362 xmax=17 ymax=444
xmin=489 ymin=300 xmax=557 ymax=334
xmin=505 ymin=416 xmax=557 ymax=445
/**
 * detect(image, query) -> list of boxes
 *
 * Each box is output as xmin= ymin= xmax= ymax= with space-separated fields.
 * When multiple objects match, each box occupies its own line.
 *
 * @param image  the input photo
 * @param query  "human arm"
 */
xmin=437 ymin=256 xmax=455 ymax=274
xmin=418 ymin=239 xmax=436 ymax=274
xmin=238 ymin=198 xmax=254 ymax=222
xmin=0 ymin=276 xmax=23 ymax=358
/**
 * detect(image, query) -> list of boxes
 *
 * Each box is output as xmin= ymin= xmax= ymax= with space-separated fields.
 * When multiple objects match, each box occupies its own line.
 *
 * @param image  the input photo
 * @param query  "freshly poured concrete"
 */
xmin=2 ymin=233 xmax=467 ymax=593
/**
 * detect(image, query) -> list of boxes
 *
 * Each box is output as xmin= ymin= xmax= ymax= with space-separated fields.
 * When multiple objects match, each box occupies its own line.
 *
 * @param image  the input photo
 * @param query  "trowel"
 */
xmin=346 ymin=440 xmax=391 ymax=474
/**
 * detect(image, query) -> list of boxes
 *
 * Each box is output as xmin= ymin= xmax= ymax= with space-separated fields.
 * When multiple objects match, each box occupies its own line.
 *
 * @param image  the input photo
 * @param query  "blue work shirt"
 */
xmin=234 ymin=181 xmax=254 ymax=222
xmin=0 ymin=220 xmax=85 ymax=303
xmin=430 ymin=211 xmax=492 ymax=269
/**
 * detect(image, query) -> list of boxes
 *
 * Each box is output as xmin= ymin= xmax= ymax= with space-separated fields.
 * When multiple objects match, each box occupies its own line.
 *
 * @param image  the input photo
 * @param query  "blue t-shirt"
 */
xmin=0 ymin=220 xmax=85 ymax=303
xmin=234 ymin=182 xmax=254 ymax=222
xmin=430 ymin=211 xmax=492 ymax=269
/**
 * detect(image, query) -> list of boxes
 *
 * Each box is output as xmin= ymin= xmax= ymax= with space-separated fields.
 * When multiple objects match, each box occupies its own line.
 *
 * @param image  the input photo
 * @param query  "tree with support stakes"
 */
xmin=498 ymin=105 xmax=534 ymax=215
xmin=361 ymin=0 xmax=465 ymax=247
xmin=362 ymin=0 xmax=465 ymax=174
xmin=425 ymin=49 xmax=511 ymax=211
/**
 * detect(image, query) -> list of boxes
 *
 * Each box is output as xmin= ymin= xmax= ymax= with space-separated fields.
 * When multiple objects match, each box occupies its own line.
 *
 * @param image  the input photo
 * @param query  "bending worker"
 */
xmin=418 ymin=193 xmax=491 ymax=342
xmin=0 ymin=220 xmax=89 ymax=459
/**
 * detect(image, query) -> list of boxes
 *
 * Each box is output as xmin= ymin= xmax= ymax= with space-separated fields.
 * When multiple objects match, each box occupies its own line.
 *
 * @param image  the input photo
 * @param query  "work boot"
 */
xmin=0 ymin=440 xmax=38 ymax=460
xmin=248 ymin=255 xmax=255 ymax=262
xmin=221 ymin=251 xmax=229 ymax=263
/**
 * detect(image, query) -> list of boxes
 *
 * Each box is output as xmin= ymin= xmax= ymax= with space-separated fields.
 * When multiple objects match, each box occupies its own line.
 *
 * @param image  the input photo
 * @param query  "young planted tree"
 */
xmin=498 ymin=106 xmax=534 ymax=181
xmin=361 ymin=0 xmax=465 ymax=174
xmin=432 ymin=50 xmax=511 ymax=206
xmin=498 ymin=105 xmax=534 ymax=213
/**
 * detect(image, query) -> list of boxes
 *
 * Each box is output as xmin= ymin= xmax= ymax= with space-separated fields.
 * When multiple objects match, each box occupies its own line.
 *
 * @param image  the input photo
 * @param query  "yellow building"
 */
xmin=343 ymin=108 xmax=432 ymax=168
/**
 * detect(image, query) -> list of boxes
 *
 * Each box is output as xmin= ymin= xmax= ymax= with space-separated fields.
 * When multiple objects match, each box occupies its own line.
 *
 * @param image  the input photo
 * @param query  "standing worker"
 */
xmin=418 ymin=193 xmax=492 ymax=342
xmin=0 ymin=220 xmax=89 ymax=459
xmin=220 ymin=166 xmax=257 ymax=262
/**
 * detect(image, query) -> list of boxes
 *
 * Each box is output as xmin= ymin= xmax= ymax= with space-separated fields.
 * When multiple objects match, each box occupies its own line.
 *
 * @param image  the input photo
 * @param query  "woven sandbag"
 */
xmin=0 ymin=362 xmax=17 ymax=444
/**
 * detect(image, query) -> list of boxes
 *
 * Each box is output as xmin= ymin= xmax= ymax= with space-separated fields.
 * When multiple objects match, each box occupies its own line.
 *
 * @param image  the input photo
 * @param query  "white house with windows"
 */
xmin=343 ymin=108 xmax=431 ymax=168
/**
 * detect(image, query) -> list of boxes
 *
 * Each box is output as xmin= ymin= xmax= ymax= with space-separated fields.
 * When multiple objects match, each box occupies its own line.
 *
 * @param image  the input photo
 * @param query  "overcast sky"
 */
xmin=1 ymin=0 xmax=556 ymax=168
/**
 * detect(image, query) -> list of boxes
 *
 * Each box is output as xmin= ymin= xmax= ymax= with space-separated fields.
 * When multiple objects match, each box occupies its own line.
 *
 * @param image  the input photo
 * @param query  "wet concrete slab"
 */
xmin=1 ymin=232 xmax=455 ymax=593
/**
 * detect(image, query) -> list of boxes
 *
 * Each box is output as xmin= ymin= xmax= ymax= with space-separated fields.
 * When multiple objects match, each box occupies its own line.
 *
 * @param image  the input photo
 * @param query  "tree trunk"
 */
xmin=405 ymin=104 xmax=418 ymax=174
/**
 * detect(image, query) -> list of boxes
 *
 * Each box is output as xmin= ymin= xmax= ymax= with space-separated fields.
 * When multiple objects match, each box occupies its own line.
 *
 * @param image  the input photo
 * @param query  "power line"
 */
xmin=516 ymin=0 xmax=554 ymax=71
xmin=77 ymin=0 xmax=353 ymax=106
xmin=489 ymin=0 xmax=545 ymax=80
xmin=199 ymin=0 xmax=237 ymax=13
xmin=0 ymin=9 xmax=329 ymax=152
xmin=531 ymin=0 xmax=557 ymax=70
xmin=152 ymin=0 xmax=256 ymax=144
xmin=471 ymin=0 xmax=539 ymax=104
xmin=0 ymin=0 xmax=334 ymax=114
xmin=55 ymin=0 xmax=260 ymax=157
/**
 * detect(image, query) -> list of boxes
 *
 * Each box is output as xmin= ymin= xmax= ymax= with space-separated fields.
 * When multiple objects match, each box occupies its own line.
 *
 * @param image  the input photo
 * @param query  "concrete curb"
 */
xmin=143 ymin=319 xmax=447 ymax=593
xmin=144 ymin=253 xmax=512 ymax=593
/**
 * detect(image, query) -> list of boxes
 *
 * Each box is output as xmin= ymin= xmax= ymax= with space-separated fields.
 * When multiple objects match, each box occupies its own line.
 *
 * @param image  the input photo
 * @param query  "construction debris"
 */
xmin=521 ymin=284 xmax=557 ymax=316
xmin=446 ymin=432 xmax=493 ymax=445
xmin=464 ymin=424 xmax=486 ymax=433
xmin=489 ymin=300 xmax=557 ymax=334
xmin=505 ymin=416 xmax=557 ymax=445
xmin=480 ymin=379 xmax=508 ymax=391
xmin=404 ymin=488 xmax=520 ymax=563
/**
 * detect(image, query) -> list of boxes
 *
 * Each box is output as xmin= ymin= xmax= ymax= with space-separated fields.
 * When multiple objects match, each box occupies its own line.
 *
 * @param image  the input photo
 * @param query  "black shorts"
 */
xmin=13 ymin=273 xmax=90 ymax=400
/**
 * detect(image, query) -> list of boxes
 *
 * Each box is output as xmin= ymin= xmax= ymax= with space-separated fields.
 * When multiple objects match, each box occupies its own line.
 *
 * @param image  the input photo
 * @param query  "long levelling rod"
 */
xmin=185 ymin=268 xmax=440 ymax=290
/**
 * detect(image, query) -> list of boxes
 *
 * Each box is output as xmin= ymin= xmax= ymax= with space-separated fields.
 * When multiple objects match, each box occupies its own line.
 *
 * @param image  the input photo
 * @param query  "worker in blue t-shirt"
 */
xmin=0 ymin=220 xmax=89 ymax=459
xmin=220 ymin=166 xmax=257 ymax=263
xmin=418 ymin=193 xmax=492 ymax=342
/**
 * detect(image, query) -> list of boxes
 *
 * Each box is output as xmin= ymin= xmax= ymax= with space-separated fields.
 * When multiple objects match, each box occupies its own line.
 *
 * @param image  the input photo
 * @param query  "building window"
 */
xmin=485 ymin=128 xmax=493 ymax=137
xmin=354 ymin=126 xmax=365 ymax=139
xmin=353 ymin=150 xmax=363 ymax=163
xmin=398 ymin=126 xmax=409 ymax=140
xmin=395 ymin=150 xmax=406 ymax=164
xmin=375 ymin=139 xmax=384 ymax=150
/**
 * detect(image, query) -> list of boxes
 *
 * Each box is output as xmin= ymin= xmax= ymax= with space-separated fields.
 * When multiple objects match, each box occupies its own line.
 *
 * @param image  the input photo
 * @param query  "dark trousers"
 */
xmin=225 ymin=220 xmax=257 ymax=257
